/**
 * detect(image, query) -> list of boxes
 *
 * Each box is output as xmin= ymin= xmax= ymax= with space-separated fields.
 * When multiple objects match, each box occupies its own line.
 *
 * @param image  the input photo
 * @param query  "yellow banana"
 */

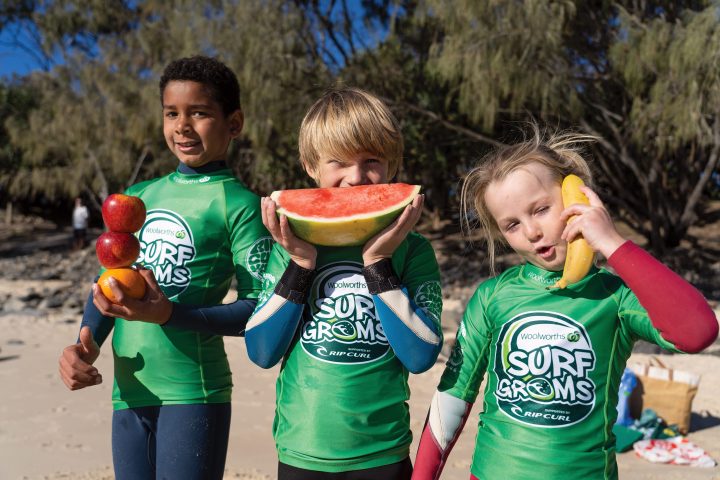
xmin=551 ymin=174 xmax=594 ymax=289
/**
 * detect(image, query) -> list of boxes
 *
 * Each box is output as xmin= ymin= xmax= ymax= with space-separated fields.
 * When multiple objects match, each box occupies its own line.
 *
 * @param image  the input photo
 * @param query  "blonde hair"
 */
xmin=299 ymin=87 xmax=403 ymax=180
xmin=461 ymin=125 xmax=596 ymax=273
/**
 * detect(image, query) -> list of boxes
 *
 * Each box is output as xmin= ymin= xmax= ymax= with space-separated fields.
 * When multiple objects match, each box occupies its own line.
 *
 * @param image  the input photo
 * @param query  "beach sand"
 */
xmin=1 ymin=278 xmax=719 ymax=479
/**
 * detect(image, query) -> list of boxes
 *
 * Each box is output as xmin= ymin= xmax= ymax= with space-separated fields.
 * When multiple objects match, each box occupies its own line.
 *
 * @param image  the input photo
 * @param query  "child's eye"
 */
xmin=164 ymin=111 xmax=177 ymax=118
xmin=536 ymin=206 xmax=549 ymax=214
xmin=192 ymin=111 xmax=207 ymax=117
xmin=506 ymin=222 xmax=519 ymax=232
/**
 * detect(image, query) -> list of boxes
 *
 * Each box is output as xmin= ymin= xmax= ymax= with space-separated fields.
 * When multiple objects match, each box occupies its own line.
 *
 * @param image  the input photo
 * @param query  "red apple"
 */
xmin=96 ymin=231 xmax=141 ymax=268
xmin=102 ymin=194 xmax=146 ymax=233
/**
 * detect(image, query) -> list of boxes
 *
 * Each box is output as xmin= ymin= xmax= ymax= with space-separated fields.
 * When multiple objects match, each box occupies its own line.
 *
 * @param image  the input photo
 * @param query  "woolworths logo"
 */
xmin=137 ymin=210 xmax=196 ymax=299
xmin=171 ymin=175 xmax=211 ymax=184
xmin=494 ymin=311 xmax=596 ymax=428
xmin=300 ymin=262 xmax=389 ymax=365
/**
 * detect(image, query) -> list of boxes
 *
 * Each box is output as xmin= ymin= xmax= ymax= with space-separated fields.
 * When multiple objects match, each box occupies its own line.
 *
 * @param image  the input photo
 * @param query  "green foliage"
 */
xmin=1 ymin=0 xmax=719 ymax=254
xmin=0 ymin=80 xmax=39 ymax=197
xmin=420 ymin=0 xmax=720 ymax=252
xmin=611 ymin=5 xmax=720 ymax=151
xmin=422 ymin=0 xmax=581 ymax=129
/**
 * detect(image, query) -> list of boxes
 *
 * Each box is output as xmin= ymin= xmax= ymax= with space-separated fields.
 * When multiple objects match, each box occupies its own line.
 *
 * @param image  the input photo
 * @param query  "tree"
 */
xmin=1 ymin=0 xmax=332 ymax=208
xmin=422 ymin=0 xmax=720 ymax=254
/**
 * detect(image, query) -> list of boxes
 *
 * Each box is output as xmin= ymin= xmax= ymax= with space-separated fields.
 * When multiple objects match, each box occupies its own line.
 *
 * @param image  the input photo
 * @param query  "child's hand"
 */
xmin=92 ymin=267 xmax=173 ymax=324
xmin=362 ymin=194 xmax=424 ymax=266
xmin=59 ymin=326 xmax=102 ymax=390
xmin=261 ymin=196 xmax=317 ymax=270
xmin=559 ymin=186 xmax=626 ymax=258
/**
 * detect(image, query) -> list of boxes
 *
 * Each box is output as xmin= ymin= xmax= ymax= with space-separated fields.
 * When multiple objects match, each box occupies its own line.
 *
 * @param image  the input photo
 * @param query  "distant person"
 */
xmin=58 ymin=55 xmax=271 ymax=480
xmin=245 ymin=87 xmax=443 ymax=479
xmin=71 ymin=197 xmax=89 ymax=250
xmin=411 ymin=128 xmax=719 ymax=480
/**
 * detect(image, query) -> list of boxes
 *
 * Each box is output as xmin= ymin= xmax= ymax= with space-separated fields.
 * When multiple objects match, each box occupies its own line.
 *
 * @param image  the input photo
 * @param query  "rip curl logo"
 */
xmin=494 ymin=311 xmax=596 ymax=428
xmin=300 ymin=262 xmax=389 ymax=364
xmin=137 ymin=210 xmax=196 ymax=299
xmin=245 ymin=237 xmax=273 ymax=281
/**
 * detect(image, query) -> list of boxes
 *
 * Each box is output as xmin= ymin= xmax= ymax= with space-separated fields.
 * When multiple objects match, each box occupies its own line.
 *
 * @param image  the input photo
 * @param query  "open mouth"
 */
xmin=536 ymin=245 xmax=555 ymax=259
xmin=176 ymin=140 xmax=201 ymax=151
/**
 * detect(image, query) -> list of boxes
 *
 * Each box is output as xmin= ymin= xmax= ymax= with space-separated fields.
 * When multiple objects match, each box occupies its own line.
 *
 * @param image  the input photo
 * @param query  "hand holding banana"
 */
xmin=552 ymin=175 xmax=626 ymax=289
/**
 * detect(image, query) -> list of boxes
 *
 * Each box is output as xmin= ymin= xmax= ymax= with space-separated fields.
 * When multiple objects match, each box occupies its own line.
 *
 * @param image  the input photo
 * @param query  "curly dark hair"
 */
xmin=159 ymin=55 xmax=241 ymax=116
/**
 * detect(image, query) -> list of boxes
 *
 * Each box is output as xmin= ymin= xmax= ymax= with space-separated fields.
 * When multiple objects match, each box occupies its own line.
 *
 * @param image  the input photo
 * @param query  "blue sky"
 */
xmin=0 ymin=23 xmax=46 ymax=79
xmin=0 ymin=0 xmax=381 ymax=80
xmin=0 ymin=48 xmax=38 ymax=78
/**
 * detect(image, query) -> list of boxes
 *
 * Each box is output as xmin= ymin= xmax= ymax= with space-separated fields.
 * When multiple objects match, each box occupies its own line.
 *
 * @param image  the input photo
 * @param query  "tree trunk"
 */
xmin=432 ymin=206 xmax=442 ymax=231
xmin=125 ymin=146 xmax=151 ymax=189
xmin=5 ymin=202 xmax=12 ymax=225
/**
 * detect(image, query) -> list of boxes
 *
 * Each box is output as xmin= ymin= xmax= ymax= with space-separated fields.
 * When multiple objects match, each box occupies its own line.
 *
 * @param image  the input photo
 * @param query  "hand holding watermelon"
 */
xmin=261 ymin=196 xmax=318 ymax=270
xmin=269 ymin=183 xmax=421 ymax=250
xmin=362 ymin=194 xmax=424 ymax=266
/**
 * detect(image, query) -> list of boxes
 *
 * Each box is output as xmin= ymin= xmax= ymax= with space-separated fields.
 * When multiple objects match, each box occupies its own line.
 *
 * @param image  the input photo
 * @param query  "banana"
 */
xmin=551 ymin=174 xmax=594 ymax=289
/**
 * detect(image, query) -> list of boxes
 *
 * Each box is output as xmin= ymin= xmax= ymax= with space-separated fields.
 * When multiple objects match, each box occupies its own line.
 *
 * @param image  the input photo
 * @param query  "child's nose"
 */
xmin=174 ymin=115 xmax=192 ymax=134
xmin=524 ymin=222 xmax=543 ymax=242
xmin=345 ymin=166 xmax=368 ymax=186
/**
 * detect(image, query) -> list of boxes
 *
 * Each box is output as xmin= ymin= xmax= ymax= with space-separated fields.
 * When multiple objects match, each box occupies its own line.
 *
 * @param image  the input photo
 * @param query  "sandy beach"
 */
xmin=1 ymin=273 xmax=719 ymax=480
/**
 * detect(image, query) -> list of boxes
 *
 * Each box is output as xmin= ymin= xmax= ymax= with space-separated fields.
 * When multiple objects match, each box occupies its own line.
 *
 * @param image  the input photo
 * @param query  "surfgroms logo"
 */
xmin=494 ymin=311 xmax=596 ymax=428
xmin=300 ymin=262 xmax=389 ymax=364
xmin=137 ymin=210 xmax=196 ymax=299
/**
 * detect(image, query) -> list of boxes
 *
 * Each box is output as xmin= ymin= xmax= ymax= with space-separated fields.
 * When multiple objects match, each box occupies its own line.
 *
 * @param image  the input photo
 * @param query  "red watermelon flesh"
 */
xmin=270 ymin=183 xmax=421 ymax=246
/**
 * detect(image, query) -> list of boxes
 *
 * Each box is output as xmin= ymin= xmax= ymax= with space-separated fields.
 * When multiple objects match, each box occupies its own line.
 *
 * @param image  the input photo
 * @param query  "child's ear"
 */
xmin=228 ymin=110 xmax=244 ymax=138
xmin=301 ymin=161 xmax=319 ymax=183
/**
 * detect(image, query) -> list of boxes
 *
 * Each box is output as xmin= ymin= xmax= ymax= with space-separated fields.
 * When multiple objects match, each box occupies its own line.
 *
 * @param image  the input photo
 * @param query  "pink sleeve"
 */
xmin=607 ymin=241 xmax=718 ymax=353
xmin=412 ymin=391 xmax=473 ymax=480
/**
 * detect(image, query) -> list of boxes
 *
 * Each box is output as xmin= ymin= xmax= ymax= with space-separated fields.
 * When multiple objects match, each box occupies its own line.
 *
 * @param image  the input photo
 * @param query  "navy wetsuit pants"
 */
xmin=112 ymin=403 xmax=231 ymax=480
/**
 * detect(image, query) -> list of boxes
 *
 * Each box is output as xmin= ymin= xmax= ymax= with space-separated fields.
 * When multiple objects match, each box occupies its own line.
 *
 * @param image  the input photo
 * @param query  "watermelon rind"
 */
xmin=270 ymin=184 xmax=421 ymax=247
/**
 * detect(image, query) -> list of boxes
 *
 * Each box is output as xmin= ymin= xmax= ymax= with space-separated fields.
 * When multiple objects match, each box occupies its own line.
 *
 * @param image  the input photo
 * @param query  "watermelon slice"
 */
xmin=270 ymin=183 xmax=421 ymax=247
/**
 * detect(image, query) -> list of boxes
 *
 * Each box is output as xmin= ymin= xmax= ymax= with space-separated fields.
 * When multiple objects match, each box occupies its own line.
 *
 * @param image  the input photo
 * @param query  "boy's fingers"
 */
xmin=397 ymin=201 xmax=421 ymax=235
xmin=107 ymin=277 xmax=125 ymax=303
xmin=78 ymin=326 xmax=98 ymax=355
xmin=393 ymin=204 xmax=413 ymax=230
xmin=59 ymin=364 xmax=101 ymax=389
xmin=279 ymin=215 xmax=295 ymax=243
xmin=92 ymin=284 xmax=114 ymax=315
xmin=92 ymin=284 xmax=131 ymax=318
xmin=260 ymin=197 xmax=269 ymax=226
xmin=136 ymin=267 xmax=161 ymax=293
xmin=59 ymin=346 xmax=100 ymax=387
xmin=264 ymin=200 xmax=281 ymax=237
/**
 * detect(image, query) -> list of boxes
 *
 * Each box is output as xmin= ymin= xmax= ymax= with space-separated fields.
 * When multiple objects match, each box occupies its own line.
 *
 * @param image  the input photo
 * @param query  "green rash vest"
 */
xmin=111 ymin=168 xmax=272 ymax=410
xmin=260 ymin=232 xmax=443 ymax=472
xmin=439 ymin=262 xmax=681 ymax=480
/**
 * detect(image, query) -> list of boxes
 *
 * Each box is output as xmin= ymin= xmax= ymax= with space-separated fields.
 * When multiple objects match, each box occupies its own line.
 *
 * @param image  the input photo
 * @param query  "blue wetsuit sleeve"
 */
xmin=164 ymin=299 xmax=257 ymax=336
xmin=245 ymin=260 xmax=314 ymax=368
xmin=79 ymin=291 xmax=115 ymax=347
xmin=364 ymin=259 xmax=442 ymax=373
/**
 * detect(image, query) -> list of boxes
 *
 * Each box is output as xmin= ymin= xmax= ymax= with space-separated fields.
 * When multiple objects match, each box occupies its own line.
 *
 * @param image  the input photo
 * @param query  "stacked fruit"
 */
xmin=96 ymin=194 xmax=147 ymax=303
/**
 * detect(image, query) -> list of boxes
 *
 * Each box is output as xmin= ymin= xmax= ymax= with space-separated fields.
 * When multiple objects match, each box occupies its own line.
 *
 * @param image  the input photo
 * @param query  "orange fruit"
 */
xmin=98 ymin=268 xmax=146 ymax=304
